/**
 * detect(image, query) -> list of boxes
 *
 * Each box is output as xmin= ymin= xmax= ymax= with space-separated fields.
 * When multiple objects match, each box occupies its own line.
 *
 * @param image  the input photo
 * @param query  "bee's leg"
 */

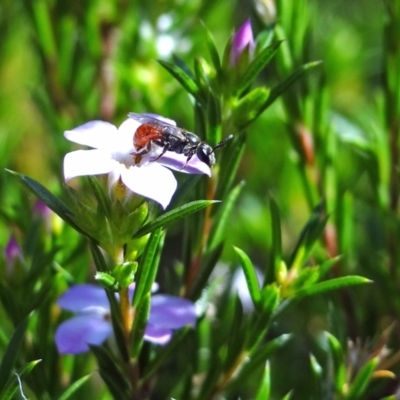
xmin=180 ymin=151 xmax=195 ymax=171
xmin=151 ymin=142 xmax=170 ymax=162
xmin=130 ymin=144 xmax=151 ymax=165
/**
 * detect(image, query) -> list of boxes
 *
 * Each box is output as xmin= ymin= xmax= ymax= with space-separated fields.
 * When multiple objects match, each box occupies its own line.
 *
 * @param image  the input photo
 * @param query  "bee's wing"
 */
xmin=128 ymin=112 xmax=177 ymax=128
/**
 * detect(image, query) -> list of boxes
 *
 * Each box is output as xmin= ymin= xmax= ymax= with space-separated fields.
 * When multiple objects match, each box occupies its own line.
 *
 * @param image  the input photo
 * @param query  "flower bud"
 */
xmin=230 ymin=19 xmax=254 ymax=67
xmin=254 ymin=0 xmax=277 ymax=27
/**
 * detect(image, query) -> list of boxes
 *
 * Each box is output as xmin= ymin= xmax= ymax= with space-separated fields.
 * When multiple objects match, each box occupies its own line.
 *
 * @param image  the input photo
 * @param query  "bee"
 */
xmin=128 ymin=112 xmax=233 ymax=167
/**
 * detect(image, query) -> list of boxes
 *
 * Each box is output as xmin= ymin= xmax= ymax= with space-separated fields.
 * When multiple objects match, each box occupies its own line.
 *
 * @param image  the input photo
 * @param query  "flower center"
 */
xmin=114 ymin=177 xmax=127 ymax=200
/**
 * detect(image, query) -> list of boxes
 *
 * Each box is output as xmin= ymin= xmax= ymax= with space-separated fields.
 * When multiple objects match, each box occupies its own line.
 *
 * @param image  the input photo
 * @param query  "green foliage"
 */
xmin=56 ymin=375 xmax=91 ymax=400
xmin=1 ymin=0 xmax=400 ymax=398
xmin=133 ymin=200 xmax=218 ymax=238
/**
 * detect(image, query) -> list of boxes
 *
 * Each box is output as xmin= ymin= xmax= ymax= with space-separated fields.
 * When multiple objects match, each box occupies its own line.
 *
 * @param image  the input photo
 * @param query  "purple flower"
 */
xmin=3 ymin=236 xmax=24 ymax=279
xmin=55 ymin=284 xmax=196 ymax=354
xmin=3 ymin=236 xmax=21 ymax=265
xmin=33 ymin=200 xmax=51 ymax=220
xmin=230 ymin=18 xmax=254 ymax=66
xmin=3 ymin=236 xmax=23 ymax=278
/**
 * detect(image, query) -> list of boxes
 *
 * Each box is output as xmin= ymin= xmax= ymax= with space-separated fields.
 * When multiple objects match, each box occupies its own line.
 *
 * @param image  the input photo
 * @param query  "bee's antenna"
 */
xmin=212 ymin=134 xmax=233 ymax=153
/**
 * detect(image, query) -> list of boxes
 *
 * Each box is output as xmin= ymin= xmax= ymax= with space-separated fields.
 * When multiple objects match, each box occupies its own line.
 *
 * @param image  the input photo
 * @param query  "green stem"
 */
xmin=113 ymin=247 xmax=141 ymax=399
xmin=184 ymin=177 xmax=215 ymax=297
xmin=119 ymin=286 xmax=131 ymax=339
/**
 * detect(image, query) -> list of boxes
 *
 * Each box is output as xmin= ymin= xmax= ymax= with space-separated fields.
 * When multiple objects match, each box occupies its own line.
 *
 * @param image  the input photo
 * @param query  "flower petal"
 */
xmin=57 ymin=284 xmax=110 ymax=312
xmin=231 ymin=18 xmax=254 ymax=65
xmin=55 ymin=315 xmax=112 ymax=354
xmin=149 ymin=295 xmax=196 ymax=329
xmin=64 ymin=121 xmax=118 ymax=149
xmin=144 ymin=324 xmax=172 ymax=345
xmin=116 ymin=118 xmax=141 ymax=153
xmin=64 ymin=149 xmax=117 ymax=181
xmin=120 ymin=163 xmax=177 ymax=209
xmin=158 ymin=153 xmax=211 ymax=176
xmin=3 ymin=236 xmax=21 ymax=265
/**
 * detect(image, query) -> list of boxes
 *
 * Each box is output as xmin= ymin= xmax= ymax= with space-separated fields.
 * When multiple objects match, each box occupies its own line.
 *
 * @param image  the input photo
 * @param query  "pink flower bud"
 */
xmin=230 ymin=19 xmax=254 ymax=66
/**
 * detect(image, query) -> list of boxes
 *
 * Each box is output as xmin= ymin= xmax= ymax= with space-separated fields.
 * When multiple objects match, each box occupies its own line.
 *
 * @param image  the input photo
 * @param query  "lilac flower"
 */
xmin=3 ymin=236 xmax=21 ymax=266
xmin=33 ymin=200 xmax=51 ymax=220
xmin=33 ymin=200 xmax=53 ymax=232
xmin=55 ymin=284 xmax=196 ymax=354
xmin=3 ymin=236 xmax=23 ymax=278
xmin=230 ymin=18 xmax=255 ymax=66
xmin=64 ymin=116 xmax=211 ymax=209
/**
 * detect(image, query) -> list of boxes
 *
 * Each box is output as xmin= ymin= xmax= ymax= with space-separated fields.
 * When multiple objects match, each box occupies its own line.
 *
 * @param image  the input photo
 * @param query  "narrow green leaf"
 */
xmin=233 ymin=246 xmax=261 ymax=308
xmin=224 ymin=334 xmax=291 ymax=395
xmin=194 ymin=100 xmax=207 ymax=138
xmin=326 ymin=331 xmax=343 ymax=366
xmin=259 ymin=284 xmax=280 ymax=317
xmin=238 ymin=41 xmax=283 ymax=95
xmin=172 ymin=54 xmax=195 ymax=78
xmin=290 ymin=268 xmax=320 ymax=291
xmin=0 ymin=319 xmax=28 ymax=392
xmin=87 ymin=176 xmax=111 ymax=217
xmin=141 ymin=327 xmax=190 ymax=383
xmin=289 ymin=201 xmax=328 ymax=270
xmin=248 ymin=285 xmax=280 ymax=347
xmin=208 ymin=182 xmax=244 ymax=251
xmin=194 ymin=56 xmax=210 ymax=89
xmin=203 ymin=24 xmax=221 ymax=73
xmin=196 ymin=356 xmax=223 ymax=400
xmin=132 ymin=228 xmax=164 ymax=306
xmin=0 ymin=360 xmax=40 ymax=400
xmin=223 ymin=295 xmax=246 ymax=370
xmin=270 ymin=298 xmax=295 ymax=321
xmin=89 ymin=345 xmax=130 ymax=400
xmin=133 ymin=200 xmax=218 ymax=238
xmin=32 ymin=0 xmax=57 ymax=58
xmin=88 ymin=241 xmax=128 ymax=361
xmin=215 ymin=132 xmax=246 ymax=201
xmin=310 ymin=354 xmax=323 ymax=398
xmin=88 ymin=239 xmax=109 ymax=273
xmin=346 ymin=358 xmax=378 ymax=400
xmin=131 ymin=293 xmax=151 ymax=357
xmin=255 ymin=29 xmax=275 ymax=51
xmin=232 ymin=87 xmax=271 ymax=130
xmin=294 ymin=276 xmax=371 ymax=298
xmin=269 ymin=197 xmax=282 ymax=280
xmin=57 ymin=375 xmax=91 ymax=400
xmin=318 ymin=256 xmax=342 ymax=278
xmin=206 ymin=90 xmax=222 ymax=145
xmin=326 ymin=332 xmax=346 ymax=392
xmin=168 ymin=175 xmax=202 ymax=208
xmin=255 ymin=361 xmax=271 ymax=400
xmin=274 ymin=24 xmax=293 ymax=73
xmin=263 ymin=61 xmax=322 ymax=110
xmin=58 ymin=17 xmax=76 ymax=85
xmin=6 ymin=170 xmax=85 ymax=236
xmin=310 ymin=355 xmax=322 ymax=376
xmin=280 ymin=391 xmax=293 ymax=400
xmin=158 ymin=59 xmax=200 ymax=100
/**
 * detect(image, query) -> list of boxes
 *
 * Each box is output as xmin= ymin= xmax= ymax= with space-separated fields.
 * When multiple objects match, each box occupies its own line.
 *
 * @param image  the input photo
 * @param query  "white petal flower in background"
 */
xmin=63 ymin=117 xmax=211 ymax=209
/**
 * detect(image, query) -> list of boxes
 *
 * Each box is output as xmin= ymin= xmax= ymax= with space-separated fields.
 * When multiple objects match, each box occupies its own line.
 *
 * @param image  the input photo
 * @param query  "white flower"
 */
xmin=63 ymin=117 xmax=211 ymax=209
